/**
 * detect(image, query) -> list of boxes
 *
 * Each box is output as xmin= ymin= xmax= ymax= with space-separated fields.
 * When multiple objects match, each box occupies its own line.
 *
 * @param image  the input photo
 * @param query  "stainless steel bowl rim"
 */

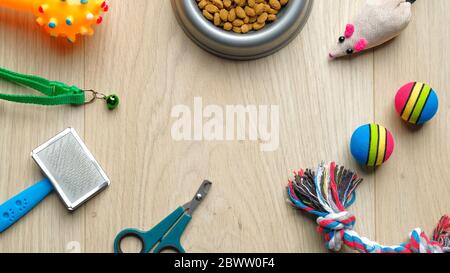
xmin=172 ymin=0 xmax=314 ymax=60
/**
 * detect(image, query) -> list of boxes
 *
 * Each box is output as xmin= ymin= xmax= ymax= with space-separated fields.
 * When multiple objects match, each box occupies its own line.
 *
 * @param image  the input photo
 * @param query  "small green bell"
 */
xmin=106 ymin=94 xmax=120 ymax=110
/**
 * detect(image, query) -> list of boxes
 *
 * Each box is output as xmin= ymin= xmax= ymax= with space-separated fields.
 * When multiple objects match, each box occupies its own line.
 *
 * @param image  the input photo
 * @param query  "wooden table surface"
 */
xmin=0 ymin=0 xmax=448 ymax=253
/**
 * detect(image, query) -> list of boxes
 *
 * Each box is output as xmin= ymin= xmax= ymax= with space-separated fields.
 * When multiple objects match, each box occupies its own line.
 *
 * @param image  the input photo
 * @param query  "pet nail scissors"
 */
xmin=114 ymin=180 xmax=212 ymax=253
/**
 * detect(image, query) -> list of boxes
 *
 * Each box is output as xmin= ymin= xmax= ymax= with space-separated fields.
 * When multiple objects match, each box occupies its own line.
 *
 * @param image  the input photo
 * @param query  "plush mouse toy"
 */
xmin=329 ymin=0 xmax=416 ymax=59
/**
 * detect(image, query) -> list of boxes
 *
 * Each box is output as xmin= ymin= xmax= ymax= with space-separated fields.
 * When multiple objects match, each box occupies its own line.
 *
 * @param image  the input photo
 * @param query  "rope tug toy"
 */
xmin=287 ymin=162 xmax=450 ymax=253
xmin=0 ymin=0 xmax=109 ymax=42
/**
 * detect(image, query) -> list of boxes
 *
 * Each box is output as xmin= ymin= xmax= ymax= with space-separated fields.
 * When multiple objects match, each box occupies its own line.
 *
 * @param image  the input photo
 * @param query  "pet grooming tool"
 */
xmin=114 ymin=180 xmax=212 ymax=253
xmin=0 ymin=128 xmax=110 ymax=233
xmin=0 ymin=0 xmax=109 ymax=42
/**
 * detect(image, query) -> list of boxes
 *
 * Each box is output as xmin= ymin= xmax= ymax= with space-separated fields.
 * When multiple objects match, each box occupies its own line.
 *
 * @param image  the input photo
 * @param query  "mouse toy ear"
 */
xmin=354 ymin=38 xmax=368 ymax=52
xmin=344 ymin=24 xmax=355 ymax=38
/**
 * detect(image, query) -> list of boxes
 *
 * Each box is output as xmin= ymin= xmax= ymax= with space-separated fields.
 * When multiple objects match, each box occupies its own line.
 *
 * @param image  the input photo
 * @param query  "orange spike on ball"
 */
xmin=0 ymin=0 xmax=108 ymax=42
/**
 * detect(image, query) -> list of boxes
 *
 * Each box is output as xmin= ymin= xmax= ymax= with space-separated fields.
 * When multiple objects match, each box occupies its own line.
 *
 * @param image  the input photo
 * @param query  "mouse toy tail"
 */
xmin=287 ymin=162 xmax=449 ymax=253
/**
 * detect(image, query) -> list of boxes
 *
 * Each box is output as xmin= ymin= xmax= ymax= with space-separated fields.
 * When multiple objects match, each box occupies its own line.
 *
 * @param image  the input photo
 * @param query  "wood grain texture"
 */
xmin=0 ymin=7 xmax=85 ymax=252
xmin=374 ymin=0 xmax=450 ymax=247
xmin=0 ymin=0 xmax=448 ymax=253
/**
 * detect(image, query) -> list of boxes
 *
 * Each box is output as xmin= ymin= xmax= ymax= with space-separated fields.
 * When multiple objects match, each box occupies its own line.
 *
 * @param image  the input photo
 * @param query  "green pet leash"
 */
xmin=0 ymin=67 xmax=119 ymax=110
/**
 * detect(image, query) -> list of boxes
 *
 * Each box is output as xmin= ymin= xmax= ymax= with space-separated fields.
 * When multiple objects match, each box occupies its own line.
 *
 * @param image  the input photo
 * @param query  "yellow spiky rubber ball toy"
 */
xmin=0 ymin=0 xmax=108 ymax=42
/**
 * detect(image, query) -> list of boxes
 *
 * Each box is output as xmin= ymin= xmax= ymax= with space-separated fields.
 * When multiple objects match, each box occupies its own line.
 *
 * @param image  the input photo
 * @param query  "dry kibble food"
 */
xmin=196 ymin=0 xmax=288 ymax=33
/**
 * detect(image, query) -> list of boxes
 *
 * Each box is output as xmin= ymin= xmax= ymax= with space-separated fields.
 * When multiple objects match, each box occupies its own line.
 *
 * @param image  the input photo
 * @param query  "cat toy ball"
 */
xmin=350 ymin=124 xmax=395 ymax=167
xmin=0 ymin=0 xmax=109 ymax=42
xmin=287 ymin=162 xmax=449 ymax=253
xmin=395 ymin=82 xmax=439 ymax=125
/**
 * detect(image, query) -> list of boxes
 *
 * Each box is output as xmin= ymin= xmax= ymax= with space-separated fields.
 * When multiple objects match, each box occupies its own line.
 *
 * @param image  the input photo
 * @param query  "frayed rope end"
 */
xmin=433 ymin=215 xmax=450 ymax=252
xmin=287 ymin=162 xmax=449 ymax=253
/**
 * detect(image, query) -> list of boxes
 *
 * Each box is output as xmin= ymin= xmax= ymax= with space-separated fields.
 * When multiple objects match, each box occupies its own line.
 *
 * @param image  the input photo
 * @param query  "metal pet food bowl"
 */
xmin=171 ymin=0 xmax=314 ymax=60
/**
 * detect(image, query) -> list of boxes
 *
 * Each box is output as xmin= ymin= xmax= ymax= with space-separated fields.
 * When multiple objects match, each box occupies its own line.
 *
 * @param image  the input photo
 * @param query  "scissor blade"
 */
xmin=184 ymin=180 xmax=212 ymax=215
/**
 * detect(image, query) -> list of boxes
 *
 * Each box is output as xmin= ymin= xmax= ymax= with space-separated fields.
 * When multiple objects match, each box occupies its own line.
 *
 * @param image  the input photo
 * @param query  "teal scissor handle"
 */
xmin=114 ymin=206 xmax=192 ymax=253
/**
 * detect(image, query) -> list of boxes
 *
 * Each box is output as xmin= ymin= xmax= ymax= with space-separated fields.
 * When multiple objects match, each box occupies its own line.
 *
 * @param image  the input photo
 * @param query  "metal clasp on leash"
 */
xmin=83 ymin=89 xmax=107 ymax=104
xmin=83 ymin=89 xmax=120 ymax=110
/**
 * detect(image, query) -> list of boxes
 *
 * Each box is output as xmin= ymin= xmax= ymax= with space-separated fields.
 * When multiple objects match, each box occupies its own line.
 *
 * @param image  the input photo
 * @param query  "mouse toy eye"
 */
xmin=346 ymin=48 xmax=354 ymax=55
xmin=339 ymin=36 xmax=345 ymax=43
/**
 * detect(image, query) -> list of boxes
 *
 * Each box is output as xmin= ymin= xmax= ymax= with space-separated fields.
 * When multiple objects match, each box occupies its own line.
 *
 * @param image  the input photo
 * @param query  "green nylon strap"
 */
xmin=0 ymin=67 xmax=85 ymax=106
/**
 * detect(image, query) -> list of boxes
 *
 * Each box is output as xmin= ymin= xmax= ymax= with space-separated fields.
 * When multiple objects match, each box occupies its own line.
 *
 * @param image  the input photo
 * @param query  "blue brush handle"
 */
xmin=0 ymin=179 xmax=54 ymax=233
